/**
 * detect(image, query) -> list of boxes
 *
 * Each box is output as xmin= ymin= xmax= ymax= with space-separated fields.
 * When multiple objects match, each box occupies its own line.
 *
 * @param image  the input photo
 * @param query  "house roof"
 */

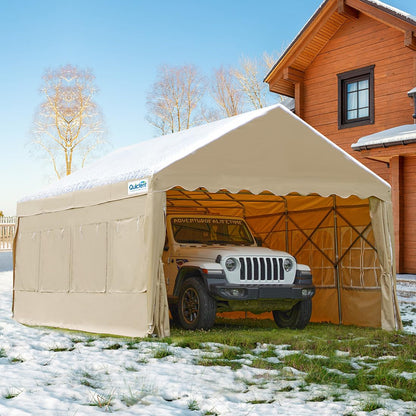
xmin=352 ymin=124 xmax=416 ymax=150
xmin=265 ymin=0 xmax=416 ymax=97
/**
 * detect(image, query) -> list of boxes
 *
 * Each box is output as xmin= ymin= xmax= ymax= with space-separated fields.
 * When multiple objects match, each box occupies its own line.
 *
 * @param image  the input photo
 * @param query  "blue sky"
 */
xmin=1 ymin=0 xmax=415 ymax=215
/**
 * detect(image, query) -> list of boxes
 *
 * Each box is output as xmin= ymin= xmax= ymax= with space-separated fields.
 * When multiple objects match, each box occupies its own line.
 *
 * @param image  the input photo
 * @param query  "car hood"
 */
xmin=174 ymin=245 xmax=294 ymax=262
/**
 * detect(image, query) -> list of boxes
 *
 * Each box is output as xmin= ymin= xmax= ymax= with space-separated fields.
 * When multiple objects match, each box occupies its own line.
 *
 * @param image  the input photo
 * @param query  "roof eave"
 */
xmin=265 ymin=0 xmax=416 ymax=92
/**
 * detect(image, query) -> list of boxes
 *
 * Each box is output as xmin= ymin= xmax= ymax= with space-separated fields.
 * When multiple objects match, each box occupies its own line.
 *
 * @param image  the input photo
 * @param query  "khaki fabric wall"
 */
xmin=14 ymin=195 xmax=158 ymax=337
xmin=166 ymin=189 xmax=400 ymax=329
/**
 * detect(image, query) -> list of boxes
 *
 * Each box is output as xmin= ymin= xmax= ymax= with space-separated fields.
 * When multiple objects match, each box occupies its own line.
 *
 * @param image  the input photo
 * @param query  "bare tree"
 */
xmin=232 ymin=53 xmax=280 ymax=110
xmin=31 ymin=64 xmax=107 ymax=179
xmin=211 ymin=67 xmax=244 ymax=117
xmin=146 ymin=64 xmax=207 ymax=135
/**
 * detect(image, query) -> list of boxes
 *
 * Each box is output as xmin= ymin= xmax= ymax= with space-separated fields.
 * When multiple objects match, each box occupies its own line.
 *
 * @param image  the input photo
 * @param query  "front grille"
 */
xmin=239 ymin=257 xmax=284 ymax=281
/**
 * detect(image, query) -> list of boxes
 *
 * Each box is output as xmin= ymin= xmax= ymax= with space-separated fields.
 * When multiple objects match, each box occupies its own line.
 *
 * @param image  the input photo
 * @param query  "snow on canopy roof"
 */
xmin=352 ymin=124 xmax=416 ymax=150
xmin=21 ymin=105 xmax=283 ymax=202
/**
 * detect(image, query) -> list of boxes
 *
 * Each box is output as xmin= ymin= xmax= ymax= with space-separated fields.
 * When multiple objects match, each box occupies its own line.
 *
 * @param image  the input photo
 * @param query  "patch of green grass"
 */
xmin=219 ymin=345 xmax=243 ymax=360
xmin=80 ymin=379 xmax=98 ymax=389
xmin=188 ymin=399 xmax=199 ymax=411
xmin=256 ymin=346 xmax=278 ymax=359
xmin=203 ymin=410 xmax=218 ymax=416
xmin=137 ymin=357 xmax=149 ymax=365
xmin=388 ymin=387 xmax=415 ymax=401
xmin=126 ymin=340 xmax=139 ymax=350
xmin=247 ymin=399 xmax=275 ymax=404
xmin=125 ymin=365 xmax=138 ymax=372
xmin=71 ymin=338 xmax=85 ymax=344
xmin=10 ymin=356 xmax=24 ymax=364
xmin=174 ymin=339 xmax=205 ymax=350
xmin=196 ymin=356 xmax=242 ymax=370
xmin=278 ymin=385 xmax=294 ymax=392
xmin=308 ymin=395 xmax=327 ymax=402
xmin=103 ymin=343 xmax=123 ymax=350
xmin=120 ymin=389 xmax=144 ymax=407
xmin=331 ymin=392 xmax=344 ymax=402
xmin=3 ymin=389 xmax=21 ymax=399
xmin=250 ymin=357 xmax=282 ymax=370
xmin=361 ymin=400 xmax=384 ymax=412
xmin=378 ymin=356 xmax=416 ymax=373
xmin=152 ymin=347 xmax=172 ymax=359
xmin=89 ymin=391 xmax=114 ymax=410
xmin=0 ymin=348 xmax=7 ymax=358
xmin=49 ymin=346 xmax=75 ymax=352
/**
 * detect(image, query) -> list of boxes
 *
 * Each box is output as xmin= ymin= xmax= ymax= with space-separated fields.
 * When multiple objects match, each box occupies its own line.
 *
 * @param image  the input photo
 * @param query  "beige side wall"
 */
xmin=14 ymin=195 xmax=153 ymax=337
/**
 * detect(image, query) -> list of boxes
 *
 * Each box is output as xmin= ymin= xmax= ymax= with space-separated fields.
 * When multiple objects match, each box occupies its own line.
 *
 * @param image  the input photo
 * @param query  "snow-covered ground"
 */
xmin=0 ymin=253 xmax=415 ymax=415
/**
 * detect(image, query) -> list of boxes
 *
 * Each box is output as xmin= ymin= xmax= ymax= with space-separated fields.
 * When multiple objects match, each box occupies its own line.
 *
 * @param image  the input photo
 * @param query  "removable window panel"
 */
xmin=39 ymin=228 xmax=70 ymax=292
xmin=109 ymin=217 xmax=146 ymax=293
xmin=71 ymin=223 xmax=107 ymax=293
xmin=14 ymin=231 xmax=40 ymax=291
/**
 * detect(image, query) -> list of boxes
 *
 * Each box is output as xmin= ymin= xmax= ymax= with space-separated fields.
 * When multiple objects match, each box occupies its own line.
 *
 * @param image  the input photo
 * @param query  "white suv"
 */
xmin=163 ymin=215 xmax=315 ymax=330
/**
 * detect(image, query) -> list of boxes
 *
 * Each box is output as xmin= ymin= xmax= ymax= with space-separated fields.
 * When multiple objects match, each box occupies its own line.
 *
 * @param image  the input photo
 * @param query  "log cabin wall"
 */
xmin=286 ymin=12 xmax=416 ymax=272
xmin=302 ymin=13 xmax=416 ymax=183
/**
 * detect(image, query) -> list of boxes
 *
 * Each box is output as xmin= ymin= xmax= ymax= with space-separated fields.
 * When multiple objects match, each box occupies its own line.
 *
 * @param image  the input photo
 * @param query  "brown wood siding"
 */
xmin=301 ymin=14 xmax=416 ymax=271
xmin=402 ymin=156 xmax=416 ymax=272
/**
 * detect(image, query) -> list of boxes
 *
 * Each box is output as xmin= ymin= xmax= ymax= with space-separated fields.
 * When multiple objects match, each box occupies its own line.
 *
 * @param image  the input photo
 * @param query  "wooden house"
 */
xmin=265 ymin=0 xmax=416 ymax=273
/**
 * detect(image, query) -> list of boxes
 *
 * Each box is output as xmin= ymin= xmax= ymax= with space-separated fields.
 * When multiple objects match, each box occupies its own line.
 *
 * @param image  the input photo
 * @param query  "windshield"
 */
xmin=171 ymin=217 xmax=255 ymax=246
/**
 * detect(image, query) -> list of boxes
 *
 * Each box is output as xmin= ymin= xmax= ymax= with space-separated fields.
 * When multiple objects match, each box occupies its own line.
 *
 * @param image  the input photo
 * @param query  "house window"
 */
xmin=338 ymin=65 xmax=374 ymax=129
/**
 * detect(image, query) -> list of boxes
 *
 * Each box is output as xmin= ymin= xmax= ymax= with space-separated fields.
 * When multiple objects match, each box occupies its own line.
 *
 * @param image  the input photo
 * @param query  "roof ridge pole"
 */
xmin=333 ymin=195 xmax=342 ymax=325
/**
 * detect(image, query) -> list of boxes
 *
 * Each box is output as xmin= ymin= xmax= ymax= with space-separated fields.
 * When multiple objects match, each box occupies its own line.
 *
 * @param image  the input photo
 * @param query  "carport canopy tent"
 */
xmin=15 ymin=105 xmax=401 ymax=337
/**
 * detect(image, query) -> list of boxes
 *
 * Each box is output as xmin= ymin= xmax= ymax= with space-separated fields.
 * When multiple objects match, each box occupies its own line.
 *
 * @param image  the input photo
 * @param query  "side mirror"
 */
xmin=255 ymin=236 xmax=262 ymax=247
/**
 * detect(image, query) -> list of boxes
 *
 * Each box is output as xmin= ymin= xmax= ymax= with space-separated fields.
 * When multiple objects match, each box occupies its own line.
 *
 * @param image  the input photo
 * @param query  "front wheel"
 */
xmin=272 ymin=299 xmax=312 ymax=329
xmin=178 ymin=277 xmax=217 ymax=330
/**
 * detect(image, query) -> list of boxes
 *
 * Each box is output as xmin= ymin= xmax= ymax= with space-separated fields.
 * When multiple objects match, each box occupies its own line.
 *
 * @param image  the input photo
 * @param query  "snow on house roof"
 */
xmin=352 ymin=124 xmax=416 ymax=150
xmin=280 ymin=96 xmax=295 ymax=111
xmin=364 ymin=0 xmax=416 ymax=24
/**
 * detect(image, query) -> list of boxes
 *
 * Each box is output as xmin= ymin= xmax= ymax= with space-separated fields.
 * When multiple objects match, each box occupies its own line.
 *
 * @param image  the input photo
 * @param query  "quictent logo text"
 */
xmin=128 ymin=179 xmax=149 ymax=195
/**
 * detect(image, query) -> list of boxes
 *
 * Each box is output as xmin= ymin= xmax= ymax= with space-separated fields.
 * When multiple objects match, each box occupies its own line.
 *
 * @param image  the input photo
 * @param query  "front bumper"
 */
xmin=210 ymin=283 xmax=315 ymax=301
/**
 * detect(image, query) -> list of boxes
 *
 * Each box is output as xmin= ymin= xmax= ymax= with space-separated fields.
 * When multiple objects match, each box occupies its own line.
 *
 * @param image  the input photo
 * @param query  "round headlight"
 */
xmin=284 ymin=258 xmax=294 ymax=272
xmin=225 ymin=257 xmax=238 ymax=271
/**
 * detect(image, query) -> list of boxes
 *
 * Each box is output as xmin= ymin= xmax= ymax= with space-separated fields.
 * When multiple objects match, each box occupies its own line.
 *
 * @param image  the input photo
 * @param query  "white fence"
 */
xmin=0 ymin=217 xmax=16 ymax=251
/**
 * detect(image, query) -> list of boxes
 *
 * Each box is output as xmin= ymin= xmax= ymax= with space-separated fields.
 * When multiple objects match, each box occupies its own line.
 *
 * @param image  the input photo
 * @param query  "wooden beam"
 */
xmin=390 ymin=156 xmax=403 ymax=272
xmin=404 ymin=31 xmax=416 ymax=51
xmin=337 ymin=0 xmax=358 ymax=19
xmin=283 ymin=67 xmax=305 ymax=83
xmin=294 ymin=82 xmax=304 ymax=118
xmin=345 ymin=0 xmax=416 ymax=33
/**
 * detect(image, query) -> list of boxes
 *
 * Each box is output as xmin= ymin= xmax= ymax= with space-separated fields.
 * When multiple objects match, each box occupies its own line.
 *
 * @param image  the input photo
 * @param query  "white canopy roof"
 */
xmin=18 ymin=105 xmax=390 ymax=216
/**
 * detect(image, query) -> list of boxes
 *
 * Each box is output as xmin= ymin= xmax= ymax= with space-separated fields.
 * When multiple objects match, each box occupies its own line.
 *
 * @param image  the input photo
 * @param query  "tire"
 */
xmin=272 ymin=299 xmax=312 ymax=329
xmin=177 ymin=277 xmax=217 ymax=330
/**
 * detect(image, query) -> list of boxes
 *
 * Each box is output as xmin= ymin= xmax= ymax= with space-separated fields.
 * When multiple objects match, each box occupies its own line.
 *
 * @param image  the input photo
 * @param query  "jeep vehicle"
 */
xmin=163 ymin=215 xmax=315 ymax=330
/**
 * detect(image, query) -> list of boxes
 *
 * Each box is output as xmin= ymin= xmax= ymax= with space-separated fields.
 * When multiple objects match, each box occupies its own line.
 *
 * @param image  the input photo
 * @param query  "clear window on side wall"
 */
xmin=338 ymin=65 xmax=374 ymax=129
